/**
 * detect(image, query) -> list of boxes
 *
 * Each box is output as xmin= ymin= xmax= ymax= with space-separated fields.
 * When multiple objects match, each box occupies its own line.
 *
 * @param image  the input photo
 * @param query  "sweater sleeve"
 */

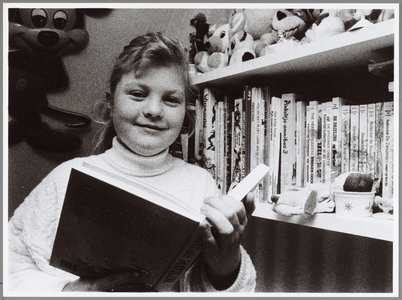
xmin=7 ymin=161 xmax=79 ymax=292
xmin=181 ymin=246 xmax=256 ymax=292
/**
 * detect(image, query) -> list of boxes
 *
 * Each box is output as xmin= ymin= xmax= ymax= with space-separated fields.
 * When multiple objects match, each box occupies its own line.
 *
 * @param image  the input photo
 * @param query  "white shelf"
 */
xmin=193 ymin=19 xmax=395 ymax=88
xmin=253 ymin=202 xmax=394 ymax=242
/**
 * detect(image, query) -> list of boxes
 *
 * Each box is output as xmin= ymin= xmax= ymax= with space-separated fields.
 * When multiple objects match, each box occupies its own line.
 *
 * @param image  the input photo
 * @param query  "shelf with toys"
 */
xmin=193 ymin=18 xmax=394 ymax=89
xmin=191 ymin=10 xmax=396 ymax=243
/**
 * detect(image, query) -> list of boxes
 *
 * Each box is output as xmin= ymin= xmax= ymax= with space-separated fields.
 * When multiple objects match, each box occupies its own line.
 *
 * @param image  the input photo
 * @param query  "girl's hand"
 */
xmin=200 ymin=192 xmax=255 ymax=290
xmin=63 ymin=271 xmax=148 ymax=292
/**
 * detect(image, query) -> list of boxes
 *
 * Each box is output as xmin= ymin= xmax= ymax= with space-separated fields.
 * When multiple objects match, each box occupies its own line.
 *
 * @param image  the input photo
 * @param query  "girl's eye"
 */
xmin=164 ymin=97 xmax=181 ymax=106
xmin=129 ymin=91 xmax=146 ymax=98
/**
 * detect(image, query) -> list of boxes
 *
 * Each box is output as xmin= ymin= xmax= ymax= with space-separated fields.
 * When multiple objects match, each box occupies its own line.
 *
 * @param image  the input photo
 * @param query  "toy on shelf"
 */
xmin=193 ymin=23 xmax=230 ymax=73
xmin=227 ymin=9 xmax=256 ymax=66
xmin=257 ymin=9 xmax=315 ymax=57
xmin=9 ymin=8 xmax=110 ymax=152
xmin=188 ymin=13 xmax=210 ymax=65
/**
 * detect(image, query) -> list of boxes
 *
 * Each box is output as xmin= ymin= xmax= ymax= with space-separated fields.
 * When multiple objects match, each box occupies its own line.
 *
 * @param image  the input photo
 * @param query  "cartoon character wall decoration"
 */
xmin=8 ymin=8 xmax=110 ymax=152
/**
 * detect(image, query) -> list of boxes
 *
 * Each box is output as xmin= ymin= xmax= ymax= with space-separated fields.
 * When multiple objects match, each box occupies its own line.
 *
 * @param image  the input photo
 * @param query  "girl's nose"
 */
xmin=143 ymin=96 xmax=163 ymax=118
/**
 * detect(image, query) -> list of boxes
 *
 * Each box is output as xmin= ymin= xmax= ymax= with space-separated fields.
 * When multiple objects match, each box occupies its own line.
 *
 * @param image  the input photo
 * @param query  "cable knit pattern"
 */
xmin=7 ymin=138 xmax=256 ymax=293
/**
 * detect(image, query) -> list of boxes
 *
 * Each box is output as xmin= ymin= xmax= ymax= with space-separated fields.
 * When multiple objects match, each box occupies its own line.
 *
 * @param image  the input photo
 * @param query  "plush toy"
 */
xmin=193 ymin=23 xmax=230 ymax=73
xmin=188 ymin=13 xmax=210 ymax=65
xmin=227 ymin=9 xmax=255 ymax=66
xmin=301 ymin=9 xmax=349 ymax=44
xmin=9 ymin=8 xmax=110 ymax=152
xmin=257 ymin=9 xmax=315 ymax=57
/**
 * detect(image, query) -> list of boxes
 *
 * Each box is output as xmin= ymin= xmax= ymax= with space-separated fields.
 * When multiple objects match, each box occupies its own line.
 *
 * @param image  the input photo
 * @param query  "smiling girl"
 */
xmin=8 ymin=32 xmax=256 ymax=293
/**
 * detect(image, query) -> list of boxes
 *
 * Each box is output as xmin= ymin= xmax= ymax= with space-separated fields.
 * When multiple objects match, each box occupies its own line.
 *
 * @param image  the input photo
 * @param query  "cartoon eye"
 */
xmin=54 ymin=11 xmax=68 ymax=30
xmin=219 ymin=31 xmax=226 ymax=39
xmin=31 ymin=9 xmax=47 ymax=28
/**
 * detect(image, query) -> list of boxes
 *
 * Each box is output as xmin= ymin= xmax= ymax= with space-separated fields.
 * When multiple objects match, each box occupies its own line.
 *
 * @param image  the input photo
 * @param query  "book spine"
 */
xmin=316 ymin=104 xmax=323 ymax=183
xmin=203 ymin=87 xmax=217 ymax=179
xmin=243 ymin=86 xmax=252 ymax=177
xmin=250 ymin=87 xmax=258 ymax=173
xmin=309 ymin=101 xmax=318 ymax=184
xmin=367 ymin=103 xmax=376 ymax=176
xmin=305 ymin=104 xmax=311 ymax=186
xmin=375 ymin=102 xmax=384 ymax=179
xmin=271 ymin=96 xmax=282 ymax=194
xmin=262 ymin=86 xmax=272 ymax=203
xmin=341 ymin=105 xmax=350 ymax=173
xmin=254 ymin=87 xmax=265 ymax=202
xmin=331 ymin=97 xmax=345 ymax=179
xmin=224 ymin=93 xmax=233 ymax=194
xmin=215 ymin=100 xmax=224 ymax=193
xmin=322 ymin=101 xmax=332 ymax=184
xmin=280 ymin=93 xmax=296 ymax=191
xmin=296 ymin=100 xmax=306 ymax=187
xmin=358 ymin=104 xmax=368 ymax=173
xmin=194 ymin=94 xmax=204 ymax=164
xmin=383 ymin=101 xmax=393 ymax=199
xmin=350 ymin=105 xmax=359 ymax=172
xmin=230 ymin=98 xmax=243 ymax=189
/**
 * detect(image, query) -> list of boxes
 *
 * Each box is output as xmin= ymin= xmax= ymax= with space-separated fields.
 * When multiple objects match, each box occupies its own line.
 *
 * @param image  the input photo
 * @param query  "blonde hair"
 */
xmin=93 ymin=32 xmax=196 ymax=153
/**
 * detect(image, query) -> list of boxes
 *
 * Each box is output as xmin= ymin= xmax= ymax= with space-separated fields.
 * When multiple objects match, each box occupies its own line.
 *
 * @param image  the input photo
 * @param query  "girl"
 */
xmin=8 ymin=32 xmax=256 ymax=293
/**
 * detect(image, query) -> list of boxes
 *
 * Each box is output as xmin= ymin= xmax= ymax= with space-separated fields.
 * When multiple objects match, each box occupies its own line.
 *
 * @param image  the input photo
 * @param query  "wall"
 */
xmin=8 ymin=8 xmax=231 ymax=217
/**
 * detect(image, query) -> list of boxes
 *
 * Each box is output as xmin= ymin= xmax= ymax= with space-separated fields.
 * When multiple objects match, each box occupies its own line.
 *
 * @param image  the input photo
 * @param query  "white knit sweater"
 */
xmin=8 ymin=138 xmax=256 ymax=294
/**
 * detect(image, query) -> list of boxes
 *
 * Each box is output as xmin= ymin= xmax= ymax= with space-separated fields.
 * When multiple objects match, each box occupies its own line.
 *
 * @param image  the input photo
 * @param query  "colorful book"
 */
xmin=223 ymin=93 xmax=233 ymax=194
xmin=341 ymin=105 xmax=351 ymax=173
xmin=215 ymin=100 xmax=224 ymax=193
xmin=349 ymin=105 xmax=359 ymax=172
xmin=367 ymin=103 xmax=376 ymax=176
xmin=271 ymin=96 xmax=282 ymax=194
xmin=358 ymin=104 xmax=368 ymax=173
xmin=305 ymin=104 xmax=311 ymax=186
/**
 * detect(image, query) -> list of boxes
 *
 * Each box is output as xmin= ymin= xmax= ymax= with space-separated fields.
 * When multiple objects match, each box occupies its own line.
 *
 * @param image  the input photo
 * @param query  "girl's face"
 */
xmin=112 ymin=65 xmax=186 ymax=156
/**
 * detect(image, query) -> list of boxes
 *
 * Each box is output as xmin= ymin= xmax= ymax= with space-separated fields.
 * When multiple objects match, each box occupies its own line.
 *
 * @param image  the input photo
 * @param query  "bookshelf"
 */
xmin=193 ymin=19 xmax=396 ymax=242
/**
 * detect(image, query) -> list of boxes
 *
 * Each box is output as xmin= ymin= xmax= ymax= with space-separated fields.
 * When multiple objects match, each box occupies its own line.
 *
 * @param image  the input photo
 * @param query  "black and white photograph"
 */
xmin=3 ymin=3 xmax=399 ymax=297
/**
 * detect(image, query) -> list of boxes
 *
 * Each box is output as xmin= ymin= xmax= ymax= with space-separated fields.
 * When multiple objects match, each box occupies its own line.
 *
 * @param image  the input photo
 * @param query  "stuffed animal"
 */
xmin=8 ymin=8 xmax=110 ymax=152
xmin=188 ymin=13 xmax=210 ymax=64
xmin=257 ymin=9 xmax=315 ymax=57
xmin=227 ymin=9 xmax=255 ymax=66
xmin=301 ymin=9 xmax=349 ymax=44
xmin=193 ymin=23 xmax=230 ymax=73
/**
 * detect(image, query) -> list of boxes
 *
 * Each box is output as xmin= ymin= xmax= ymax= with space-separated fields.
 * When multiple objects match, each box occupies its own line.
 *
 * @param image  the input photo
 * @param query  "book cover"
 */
xmin=367 ymin=103 xmax=376 ymax=176
xmin=341 ymin=105 xmax=351 ymax=173
xmin=350 ymin=105 xmax=359 ymax=172
xmin=375 ymin=102 xmax=384 ymax=179
xmin=331 ymin=97 xmax=346 ymax=179
xmin=50 ymin=162 xmax=205 ymax=292
xmin=202 ymin=87 xmax=217 ymax=179
xmin=322 ymin=101 xmax=332 ymax=184
xmin=383 ymin=101 xmax=393 ymax=199
xmin=358 ymin=104 xmax=368 ymax=173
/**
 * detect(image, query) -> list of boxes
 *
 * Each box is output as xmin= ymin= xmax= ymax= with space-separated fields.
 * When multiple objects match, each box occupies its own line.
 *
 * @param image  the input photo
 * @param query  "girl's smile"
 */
xmin=112 ymin=65 xmax=186 ymax=156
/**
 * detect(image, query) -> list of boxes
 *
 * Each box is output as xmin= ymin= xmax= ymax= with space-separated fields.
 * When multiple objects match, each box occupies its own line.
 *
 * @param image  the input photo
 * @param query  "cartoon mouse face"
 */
xmin=9 ymin=8 xmax=89 ymax=60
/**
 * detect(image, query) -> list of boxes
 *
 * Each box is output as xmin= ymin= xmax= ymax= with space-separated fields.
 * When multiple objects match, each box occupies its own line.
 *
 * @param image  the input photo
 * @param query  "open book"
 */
xmin=50 ymin=162 xmax=269 ymax=291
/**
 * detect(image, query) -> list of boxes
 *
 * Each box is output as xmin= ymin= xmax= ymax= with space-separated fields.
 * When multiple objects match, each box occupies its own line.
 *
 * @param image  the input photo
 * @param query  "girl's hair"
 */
xmin=93 ymin=32 xmax=196 ymax=153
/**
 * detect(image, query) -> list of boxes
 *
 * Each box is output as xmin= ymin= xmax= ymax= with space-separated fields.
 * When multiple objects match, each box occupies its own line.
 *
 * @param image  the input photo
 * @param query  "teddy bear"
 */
xmin=227 ymin=9 xmax=255 ymax=66
xmin=193 ymin=23 xmax=230 ymax=73
xmin=8 ymin=8 xmax=110 ymax=152
xmin=257 ymin=9 xmax=315 ymax=57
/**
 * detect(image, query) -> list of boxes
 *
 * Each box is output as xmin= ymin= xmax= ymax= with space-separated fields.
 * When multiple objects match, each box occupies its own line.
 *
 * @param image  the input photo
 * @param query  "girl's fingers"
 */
xmin=203 ymin=195 xmax=247 ymax=226
xmin=243 ymin=192 xmax=256 ymax=219
xmin=201 ymin=202 xmax=234 ymax=235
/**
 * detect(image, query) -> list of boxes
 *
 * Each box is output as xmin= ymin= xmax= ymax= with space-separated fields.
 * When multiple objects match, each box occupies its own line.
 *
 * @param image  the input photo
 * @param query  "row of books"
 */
xmin=191 ymin=86 xmax=394 ymax=203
